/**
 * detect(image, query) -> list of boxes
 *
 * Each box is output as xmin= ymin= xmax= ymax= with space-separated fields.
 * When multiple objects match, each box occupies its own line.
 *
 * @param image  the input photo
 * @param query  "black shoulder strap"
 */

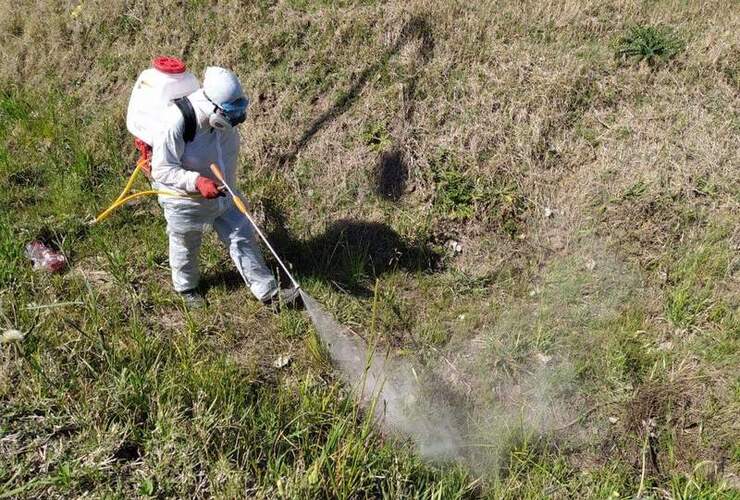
xmin=173 ymin=97 xmax=197 ymax=143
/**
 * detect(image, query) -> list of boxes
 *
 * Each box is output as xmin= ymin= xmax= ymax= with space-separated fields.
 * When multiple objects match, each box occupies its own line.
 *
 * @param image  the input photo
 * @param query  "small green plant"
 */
xmin=54 ymin=463 xmax=74 ymax=489
xmin=666 ymin=285 xmax=711 ymax=328
xmin=615 ymin=25 xmax=684 ymax=65
xmin=430 ymin=149 xmax=481 ymax=220
xmin=620 ymin=180 xmax=648 ymax=201
xmin=361 ymin=122 xmax=391 ymax=152
xmin=433 ymin=167 xmax=478 ymax=220
xmin=138 ymin=477 xmax=156 ymax=497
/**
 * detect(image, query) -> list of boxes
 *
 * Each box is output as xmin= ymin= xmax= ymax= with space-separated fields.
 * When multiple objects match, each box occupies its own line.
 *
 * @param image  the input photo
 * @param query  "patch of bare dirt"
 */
xmin=68 ymin=257 xmax=114 ymax=291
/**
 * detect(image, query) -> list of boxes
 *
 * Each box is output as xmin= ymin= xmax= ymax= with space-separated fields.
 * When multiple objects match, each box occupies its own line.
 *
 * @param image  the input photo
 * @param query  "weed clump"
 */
xmin=615 ymin=25 xmax=684 ymax=65
xmin=430 ymin=149 xmax=527 ymax=236
xmin=361 ymin=122 xmax=391 ymax=152
xmin=430 ymin=149 xmax=483 ymax=221
xmin=433 ymin=168 xmax=478 ymax=221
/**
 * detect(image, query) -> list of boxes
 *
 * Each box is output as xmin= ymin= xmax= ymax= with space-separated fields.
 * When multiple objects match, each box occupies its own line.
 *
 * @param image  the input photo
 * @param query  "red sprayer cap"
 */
xmin=152 ymin=56 xmax=186 ymax=74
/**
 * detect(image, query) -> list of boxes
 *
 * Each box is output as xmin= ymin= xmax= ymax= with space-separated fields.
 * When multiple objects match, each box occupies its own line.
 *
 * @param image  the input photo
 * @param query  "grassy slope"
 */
xmin=1 ymin=0 xmax=738 ymax=498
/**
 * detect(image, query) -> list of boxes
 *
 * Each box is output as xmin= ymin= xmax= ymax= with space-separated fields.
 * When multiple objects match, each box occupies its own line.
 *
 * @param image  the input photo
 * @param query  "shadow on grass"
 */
xmin=374 ymin=148 xmax=409 ymax=201
xmin=277 ymin=15 xmax=434 ymax=169
xmin=204 ymin=201 xmax=442 ymax=297
xmin=277 ymin=220 xmax=440 ymax=297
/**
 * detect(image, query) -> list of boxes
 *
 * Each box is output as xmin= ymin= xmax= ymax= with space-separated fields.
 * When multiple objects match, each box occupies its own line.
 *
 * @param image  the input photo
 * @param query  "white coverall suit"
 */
xmin=150 ymin=88 xmax=277 ymax=301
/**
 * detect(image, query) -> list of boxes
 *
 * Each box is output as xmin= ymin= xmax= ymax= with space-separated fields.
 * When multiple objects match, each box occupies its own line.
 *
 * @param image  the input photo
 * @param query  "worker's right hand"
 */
xmin=195 ymin=176 xmax=225 ymax=199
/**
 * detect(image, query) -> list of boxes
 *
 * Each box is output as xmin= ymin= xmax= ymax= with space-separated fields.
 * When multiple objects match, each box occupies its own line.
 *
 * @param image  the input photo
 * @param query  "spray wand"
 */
xmin=209 ymin=163 xmax=301 ymax=291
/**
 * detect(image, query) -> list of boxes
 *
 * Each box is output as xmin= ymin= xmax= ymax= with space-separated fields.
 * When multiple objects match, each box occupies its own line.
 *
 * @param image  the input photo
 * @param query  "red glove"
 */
xmin=195 ymin=176 xmax=224 ymax=199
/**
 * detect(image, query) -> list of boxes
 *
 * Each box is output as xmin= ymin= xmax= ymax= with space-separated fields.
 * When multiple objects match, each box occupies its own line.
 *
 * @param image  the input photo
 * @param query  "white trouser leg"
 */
xmin=161 ymin=198 xmax=218 ymax=293
xmin=168 ymin=230 xmax=203 ymax=292
xmin=213 ymin=205 xmax=278 ymax=301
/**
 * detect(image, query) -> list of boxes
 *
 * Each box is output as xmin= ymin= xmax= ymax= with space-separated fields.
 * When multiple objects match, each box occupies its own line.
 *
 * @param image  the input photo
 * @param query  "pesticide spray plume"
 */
xmin=211 ymin=162 xmax=578 ymax=471
xmin=300 ymin=290 xmax=466 ymax=460
xmin=211 ymin=161 xmax=497 ymax=465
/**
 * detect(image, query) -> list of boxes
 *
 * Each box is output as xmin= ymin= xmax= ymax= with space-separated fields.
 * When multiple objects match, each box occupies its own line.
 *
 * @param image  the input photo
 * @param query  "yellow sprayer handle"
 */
xmin=209 ymin=163 xmax=301 ymax=290
xmin=210 ymin=163 xmax=225 ymax=182
xmin=232 ymin=194 xmax=249 ymax=215
xmin=210 ymin=163 xmax=248 ymax=215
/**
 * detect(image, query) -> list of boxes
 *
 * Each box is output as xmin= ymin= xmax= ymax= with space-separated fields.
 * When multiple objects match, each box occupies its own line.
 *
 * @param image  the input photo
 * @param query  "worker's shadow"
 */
xmin=204 ymin=201 xmax=442 ymax=298
xmin=204 ymin=15 xmax=438 ymax=296
xmin=271 ymin=209 xmax=441 ymax=297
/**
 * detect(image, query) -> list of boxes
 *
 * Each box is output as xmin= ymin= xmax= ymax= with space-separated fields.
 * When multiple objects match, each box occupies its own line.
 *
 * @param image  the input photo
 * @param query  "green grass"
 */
xmin=615 ymin=24 xmax=684 ymax=66
xmin=2 ymin=0 xmax=739 ymax=497
xmin=0 ymin=86 xmax=478 ymax=498
xmin=0 ymin=294 xmax=473 ymax=497
xmin=5 ymin=86 xmax=734 ymax=497
xmin=665 ymin=226 xmax=735 ymax=330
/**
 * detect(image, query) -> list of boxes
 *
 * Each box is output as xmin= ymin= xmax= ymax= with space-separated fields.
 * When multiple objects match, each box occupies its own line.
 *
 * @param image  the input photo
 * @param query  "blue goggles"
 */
xmin=204 ymin=93 xmax=249 ymax=126
xmin=220 ymin=96 xmax=249 ymax=126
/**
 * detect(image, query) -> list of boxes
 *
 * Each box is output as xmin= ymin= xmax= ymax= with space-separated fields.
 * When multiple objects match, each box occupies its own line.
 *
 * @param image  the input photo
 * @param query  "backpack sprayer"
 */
xmin=92 ymin=56 xmax=201 ymax=225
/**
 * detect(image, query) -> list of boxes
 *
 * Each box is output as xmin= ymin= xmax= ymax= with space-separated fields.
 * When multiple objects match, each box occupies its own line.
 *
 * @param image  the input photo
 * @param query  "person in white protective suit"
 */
xmin=151 ymin=66 xmax=298 ymax=308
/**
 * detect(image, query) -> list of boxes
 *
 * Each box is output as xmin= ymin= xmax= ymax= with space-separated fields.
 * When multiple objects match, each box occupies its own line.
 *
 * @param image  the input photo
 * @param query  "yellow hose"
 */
xmin=93 ymin=160 xmax=199 ymax=224
xmin=114 ymin=158 xmax=146 ymax=203
xmin=94 ymin=190 xmax=193 ymax=224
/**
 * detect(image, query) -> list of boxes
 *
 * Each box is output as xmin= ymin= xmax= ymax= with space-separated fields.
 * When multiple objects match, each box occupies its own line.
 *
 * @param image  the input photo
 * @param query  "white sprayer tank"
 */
xmin=126 ymin=56 xmax=199 ymax=146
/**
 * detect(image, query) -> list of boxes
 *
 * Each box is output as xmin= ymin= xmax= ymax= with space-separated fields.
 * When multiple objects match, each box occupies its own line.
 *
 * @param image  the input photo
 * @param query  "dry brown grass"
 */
xmin=1 ymin=0 xmax=738 ymax=495
xmin=3 ymin=2 xmax=736 ymax=255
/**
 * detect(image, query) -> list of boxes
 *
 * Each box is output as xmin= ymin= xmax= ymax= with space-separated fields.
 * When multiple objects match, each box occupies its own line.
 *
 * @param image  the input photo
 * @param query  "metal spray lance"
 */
xmin=209 ymin=163 xmax=301 ymax=291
